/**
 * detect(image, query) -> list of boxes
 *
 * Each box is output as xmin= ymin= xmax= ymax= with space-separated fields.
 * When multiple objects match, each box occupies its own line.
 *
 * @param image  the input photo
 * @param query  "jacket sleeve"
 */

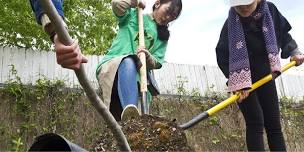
xmin=29 ymin=0 xmax=65 ymax=25
xmin=268 ymin=2 xmax=301 ymax=58
xmin=111 ymin=0 xmax=138 ymax=17
xmin=30 ymin=0 xmax=66 ymax=41
xmin=111 ymin=0 xmax=140 ymax=27
xmin=148 ymin=42 xmax=167 ymax=69
xmin=216 ymin=20 xmax=230 ymax=79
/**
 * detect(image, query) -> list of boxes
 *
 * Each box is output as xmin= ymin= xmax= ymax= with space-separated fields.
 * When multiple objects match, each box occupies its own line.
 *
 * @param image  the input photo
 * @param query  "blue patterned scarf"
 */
xmin=227 ymin=0 xmax=281 ymax=92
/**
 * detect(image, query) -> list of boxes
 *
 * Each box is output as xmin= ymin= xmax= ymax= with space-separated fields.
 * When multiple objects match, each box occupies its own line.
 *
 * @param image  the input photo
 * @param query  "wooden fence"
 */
xmin=1 ymin=46 xmax=304 ymax=99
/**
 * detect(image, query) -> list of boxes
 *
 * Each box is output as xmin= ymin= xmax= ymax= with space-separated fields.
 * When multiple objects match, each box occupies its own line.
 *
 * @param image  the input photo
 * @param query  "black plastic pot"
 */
xmin=28 ymin=133 xmax=87 ymax=152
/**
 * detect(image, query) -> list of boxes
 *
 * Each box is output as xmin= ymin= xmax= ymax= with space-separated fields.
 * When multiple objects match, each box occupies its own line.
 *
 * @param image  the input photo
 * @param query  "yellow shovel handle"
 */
xmin=180 ymin=61 xmax=296 ymax=130
xmin=207 ymin=61 xmax=296 ymax=116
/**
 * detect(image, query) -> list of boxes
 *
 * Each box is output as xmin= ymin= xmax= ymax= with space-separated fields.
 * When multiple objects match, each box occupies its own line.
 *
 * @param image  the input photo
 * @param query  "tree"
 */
xmin=0 ymin=0 xmax=117 ymax=55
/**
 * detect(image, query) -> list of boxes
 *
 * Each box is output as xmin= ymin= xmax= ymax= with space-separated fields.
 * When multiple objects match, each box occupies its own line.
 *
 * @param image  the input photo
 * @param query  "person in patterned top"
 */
xmin=216 ymin=0 xmax=304 ymax=151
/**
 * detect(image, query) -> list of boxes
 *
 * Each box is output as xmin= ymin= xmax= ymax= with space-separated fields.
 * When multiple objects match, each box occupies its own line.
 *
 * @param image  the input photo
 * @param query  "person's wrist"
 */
xmin=290 ymin=48 xmax=302 ymax=56
xmin=49 ymin=32 xmax=56 ymax=42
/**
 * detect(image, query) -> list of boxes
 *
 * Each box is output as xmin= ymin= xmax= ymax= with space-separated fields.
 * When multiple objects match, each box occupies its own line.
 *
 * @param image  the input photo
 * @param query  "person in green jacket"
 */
xmin=54 ymin=0 xmax=183 ymax=121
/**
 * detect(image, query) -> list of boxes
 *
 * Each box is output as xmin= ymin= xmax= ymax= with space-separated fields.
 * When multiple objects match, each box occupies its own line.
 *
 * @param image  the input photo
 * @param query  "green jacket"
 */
xmin=96 ymin=8 xmax=167 ymax=77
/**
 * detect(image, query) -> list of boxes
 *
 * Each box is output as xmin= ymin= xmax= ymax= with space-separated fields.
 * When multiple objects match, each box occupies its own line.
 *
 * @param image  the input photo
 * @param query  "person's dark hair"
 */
xmin=153 ymin=0 xmax=182 ymax=41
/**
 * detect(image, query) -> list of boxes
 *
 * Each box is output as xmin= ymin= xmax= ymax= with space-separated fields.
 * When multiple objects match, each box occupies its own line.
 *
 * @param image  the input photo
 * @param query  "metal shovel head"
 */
xmin=28 ymin=133 xmax=87 ymax=152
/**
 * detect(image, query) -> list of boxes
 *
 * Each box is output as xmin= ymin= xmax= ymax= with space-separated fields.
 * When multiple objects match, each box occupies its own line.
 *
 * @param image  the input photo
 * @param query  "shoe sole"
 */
xmin=121 ymin=105 xmax=140 ymax=121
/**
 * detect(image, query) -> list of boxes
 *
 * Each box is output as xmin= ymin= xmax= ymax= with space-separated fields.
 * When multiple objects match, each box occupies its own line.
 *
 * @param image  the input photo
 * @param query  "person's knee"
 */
xmin=120 ymin=57 xmax=136 ymax=71
xmin=245 ymin=113 xmax=264 ymax=130
xmin=246 ymin=119 xmax=264 ymax=132
xmin=264 ymin=121 xmax=283 ymax=133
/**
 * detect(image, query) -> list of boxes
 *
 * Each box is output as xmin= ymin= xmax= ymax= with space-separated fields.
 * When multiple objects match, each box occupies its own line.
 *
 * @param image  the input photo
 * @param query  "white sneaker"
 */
xmin=121 ymin=104 xmax=140 ymax=121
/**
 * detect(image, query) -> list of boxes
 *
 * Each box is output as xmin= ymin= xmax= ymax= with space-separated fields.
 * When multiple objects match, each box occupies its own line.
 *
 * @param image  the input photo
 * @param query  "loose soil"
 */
xmin=91 ymin=115 xmax=193 ymax=151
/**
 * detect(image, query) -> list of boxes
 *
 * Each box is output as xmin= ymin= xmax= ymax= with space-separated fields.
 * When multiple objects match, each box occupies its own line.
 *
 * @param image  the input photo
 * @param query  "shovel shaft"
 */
xmin=138 ymin=7 xmax=149 ymax=114
xmin=141 ymin=92 xmax=149 ymax=114
xmin=138 ymin=8 xmax=147 ymax=92
xmin=180 ymin=61 xmax=296 ymax=130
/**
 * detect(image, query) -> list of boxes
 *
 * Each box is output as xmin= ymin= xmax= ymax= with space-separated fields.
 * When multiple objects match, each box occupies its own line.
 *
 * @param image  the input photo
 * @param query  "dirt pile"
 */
xmin=91 ymin=115 xmax=193 ymax=151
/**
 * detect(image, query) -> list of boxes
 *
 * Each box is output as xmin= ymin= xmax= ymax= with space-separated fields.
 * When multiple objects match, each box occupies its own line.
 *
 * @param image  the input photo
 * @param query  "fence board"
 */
xmin=198 ymin=66 xmax=209 ymax=94
xmin=47 ymin=51 xmax=55 ymax=81
xmin=157 ymin=63 xmax=175 ymax=94
xmin=24 ymin=49 xmax=32 ymax=84
xmin=182 ymin=64 xmax=197 ymax=93
xmin=0 ymin=47 xmax=4 ymax=82
xmin=15 ymin=48 xmax=27 ymax=83
xmin=188 ymin=65 xmax=201 ymax=93
xmin=281 ymin=74 xmax=304 ymax=99
xmin=158 ymin=63 xmax=171 ymax=94
xmin=204 ymin=65 xmax=221 ymax=92
xmin=153 ymin=68 xmax=165 ymax=93
xmin=275 ymin=77 xmax=284 ymax=97
xmin=31 ymin=50 xmax=42 ymax=84
xmin=2 ymin=47 xmax=13 ymax=83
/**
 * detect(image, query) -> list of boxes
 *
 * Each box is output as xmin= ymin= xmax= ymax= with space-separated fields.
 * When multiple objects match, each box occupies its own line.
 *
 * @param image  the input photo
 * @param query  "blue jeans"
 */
xmin=117 ymin=57 xmax=139 ymax=108
xmin=110 ymin=57 xmax=139 ymax=120
xmin=29 ymin=0 xmax=65 ymax=24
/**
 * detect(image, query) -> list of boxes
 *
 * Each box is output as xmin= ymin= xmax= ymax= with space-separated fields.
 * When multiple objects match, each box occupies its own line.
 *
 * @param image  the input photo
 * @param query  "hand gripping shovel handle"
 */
xmin=180 ymin=61 xmax=297 ymax=130
xmin=38 ymin=0 xmax=131 ymax=151
xmin=138 ymin=5 xmax=149 ymax=114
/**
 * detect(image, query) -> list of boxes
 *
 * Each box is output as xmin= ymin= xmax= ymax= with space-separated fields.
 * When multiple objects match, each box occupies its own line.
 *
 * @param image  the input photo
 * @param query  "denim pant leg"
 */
xmin=117 ymin=57 xmax=139 ymax=109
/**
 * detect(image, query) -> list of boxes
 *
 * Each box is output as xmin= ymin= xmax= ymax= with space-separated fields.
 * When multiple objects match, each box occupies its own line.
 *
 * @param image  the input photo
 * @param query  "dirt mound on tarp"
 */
xmin=91 ymin=115 xmax=193 ymax=151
